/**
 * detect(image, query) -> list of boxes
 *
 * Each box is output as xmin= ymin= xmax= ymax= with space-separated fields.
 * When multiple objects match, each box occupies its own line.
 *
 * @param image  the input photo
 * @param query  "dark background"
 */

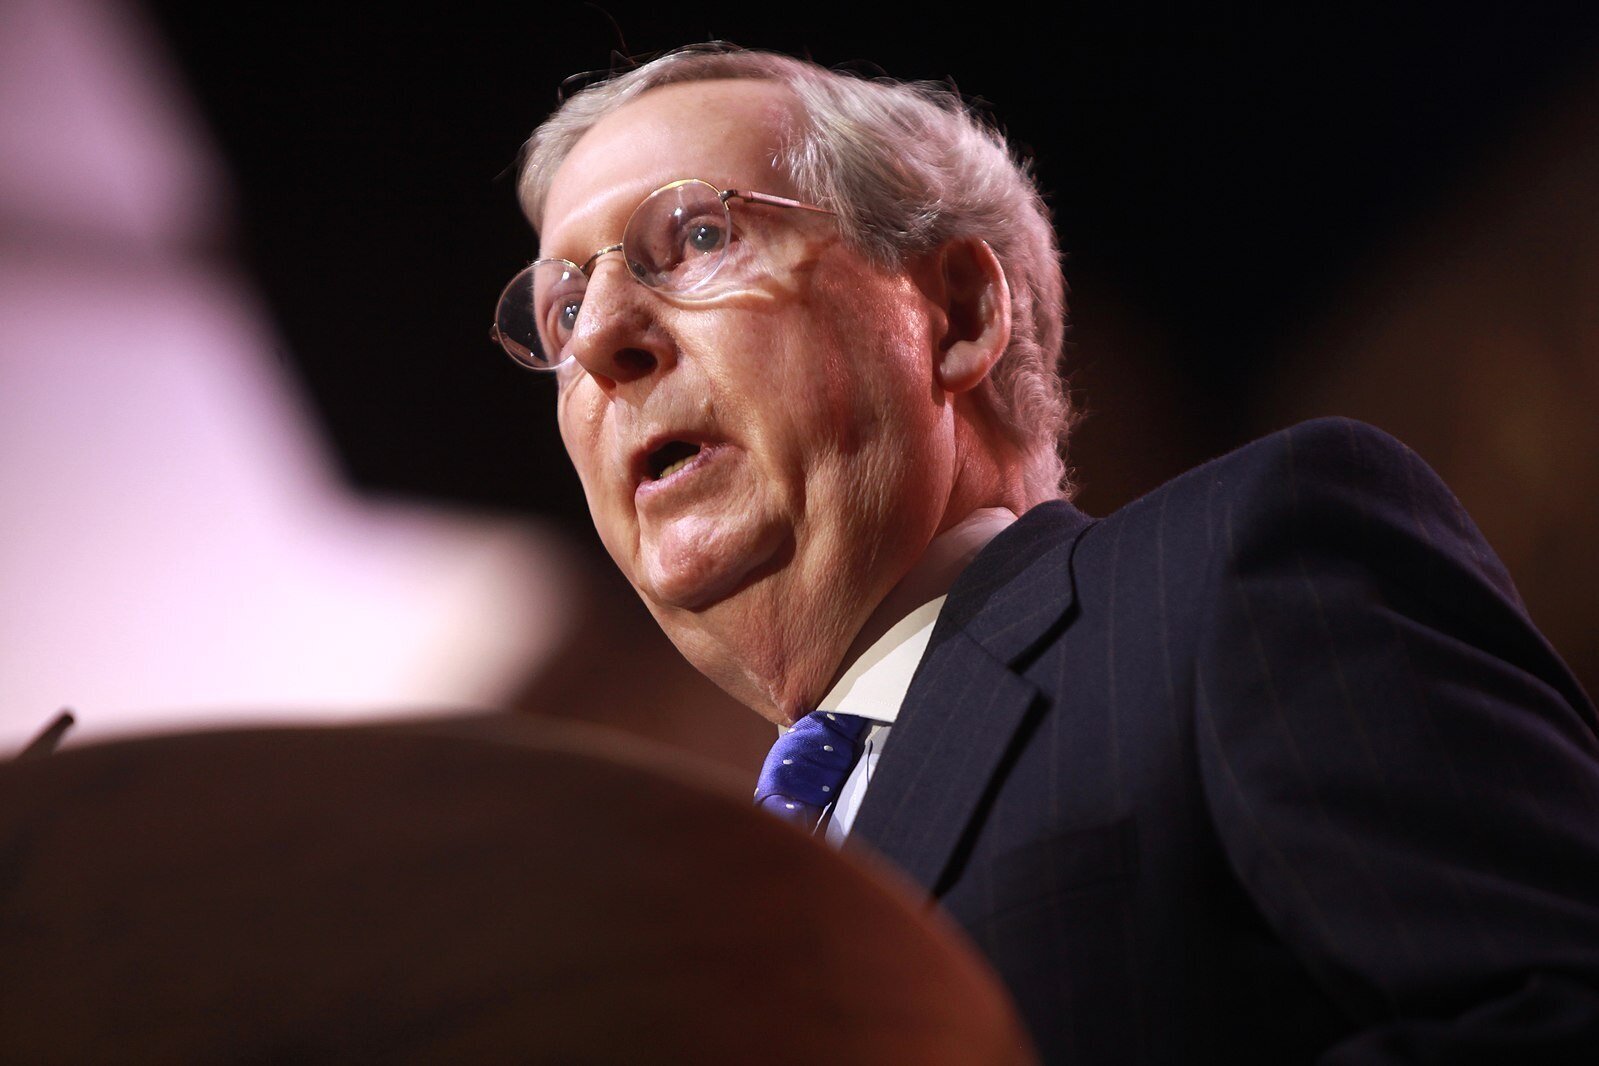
xmin=144 ymin=2 xmax=1599 ymax=521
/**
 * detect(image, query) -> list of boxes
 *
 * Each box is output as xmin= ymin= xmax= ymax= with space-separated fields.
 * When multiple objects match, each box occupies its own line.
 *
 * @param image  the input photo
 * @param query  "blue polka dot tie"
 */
xmin=754 ymin=711 xmax=871 ymax=832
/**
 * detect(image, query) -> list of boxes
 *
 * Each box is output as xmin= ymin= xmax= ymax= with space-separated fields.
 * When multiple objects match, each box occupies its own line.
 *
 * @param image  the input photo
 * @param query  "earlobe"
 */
xmin=932 ymin=238 xmax=1012 ymax=394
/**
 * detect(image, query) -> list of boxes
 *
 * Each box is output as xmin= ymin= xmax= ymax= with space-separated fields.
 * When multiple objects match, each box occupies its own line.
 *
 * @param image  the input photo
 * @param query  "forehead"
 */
xmin=540 ymin=79 xmax=802 ymax=254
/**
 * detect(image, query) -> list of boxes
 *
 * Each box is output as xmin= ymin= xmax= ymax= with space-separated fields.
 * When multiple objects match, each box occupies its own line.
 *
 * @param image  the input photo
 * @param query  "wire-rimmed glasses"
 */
xmin=491 ymin=179 xmax=833 ymax=371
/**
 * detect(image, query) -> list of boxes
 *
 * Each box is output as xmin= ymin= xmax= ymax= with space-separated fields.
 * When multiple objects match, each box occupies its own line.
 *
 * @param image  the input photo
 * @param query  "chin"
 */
xmin=636 ymin=541 xmax=764 ymax=613
xmin=640 ymin=561 xmax=747 ymax=612
xmin=635 ymin=519 xmax=792 ymax=613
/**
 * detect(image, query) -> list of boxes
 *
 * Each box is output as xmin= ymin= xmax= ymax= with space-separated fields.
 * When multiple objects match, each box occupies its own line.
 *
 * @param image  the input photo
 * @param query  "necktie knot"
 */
xmin=754 ymin=711 xmax=870 ymax=832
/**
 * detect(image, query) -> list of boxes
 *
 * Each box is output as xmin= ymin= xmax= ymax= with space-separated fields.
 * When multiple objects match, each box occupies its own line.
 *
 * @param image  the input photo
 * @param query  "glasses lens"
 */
xmin=494 ymin=261 xmax=586 ymax=370
xmin=624 ymin=180 xmax=730 ymax=293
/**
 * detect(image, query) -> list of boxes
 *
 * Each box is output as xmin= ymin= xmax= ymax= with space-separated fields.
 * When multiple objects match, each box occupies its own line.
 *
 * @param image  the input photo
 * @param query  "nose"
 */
xmin=568 ymin=256 xmax=674 ymax=387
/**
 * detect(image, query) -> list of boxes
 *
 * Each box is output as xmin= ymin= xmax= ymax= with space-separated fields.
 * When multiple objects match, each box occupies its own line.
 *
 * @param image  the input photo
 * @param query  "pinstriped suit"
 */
xmin=849 ymin=418 xmax=1599 ymax=1063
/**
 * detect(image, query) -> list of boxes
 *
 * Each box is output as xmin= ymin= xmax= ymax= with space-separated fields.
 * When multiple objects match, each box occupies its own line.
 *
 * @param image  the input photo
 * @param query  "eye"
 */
xmin=536 ymin=282 xmax=585 ymax=359
xmin=554 ymin=295 xmax=582 ymax=337
xmin=623 ymin=181 xmax=735 ymax=290
xmin=650 ymin=210 xmax=727 ymax=272
xmin=684 ymin=220 xmax=725 ymax=255
xmin=653 ymin=213 xmax=730 ymax=290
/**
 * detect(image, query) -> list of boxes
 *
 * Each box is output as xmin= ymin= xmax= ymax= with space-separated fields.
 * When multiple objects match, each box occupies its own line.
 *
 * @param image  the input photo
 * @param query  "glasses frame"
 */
xmin=491 ymin=179 xmax=834 ymax=372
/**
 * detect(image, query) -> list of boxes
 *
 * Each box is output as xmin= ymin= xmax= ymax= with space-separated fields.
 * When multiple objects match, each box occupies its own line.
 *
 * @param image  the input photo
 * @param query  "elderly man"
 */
xmin=493 ymin=46 xmax=1599 ymax=1062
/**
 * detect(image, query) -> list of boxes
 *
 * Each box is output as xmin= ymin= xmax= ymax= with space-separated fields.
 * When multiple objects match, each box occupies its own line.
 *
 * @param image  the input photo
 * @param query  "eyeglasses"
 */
xmin=491 ymin=178 xmax=833 ymax=372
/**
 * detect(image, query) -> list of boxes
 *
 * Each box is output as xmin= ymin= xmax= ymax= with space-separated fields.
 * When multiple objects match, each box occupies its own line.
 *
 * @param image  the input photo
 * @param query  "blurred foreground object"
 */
xmin=0 ymin=0 xmax=569 ymax=749
xmin=0 ymin=714 xmax=1034 ymax=1063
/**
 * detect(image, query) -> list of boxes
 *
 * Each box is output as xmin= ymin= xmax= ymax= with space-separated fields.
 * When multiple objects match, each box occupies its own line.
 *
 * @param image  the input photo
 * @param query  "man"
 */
xmin=494 ymin=45 xmax=1599 ymax=1062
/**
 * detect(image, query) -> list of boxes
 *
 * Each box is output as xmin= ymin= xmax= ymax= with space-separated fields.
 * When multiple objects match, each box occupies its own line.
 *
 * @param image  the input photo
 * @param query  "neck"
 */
xmin=658 ymin=425 xmax=1031 ymax=727
xmin=682 ymin=500 xmax=1017 ymax=727
xmin=825 ymin=506 xmax=1017 ymax=690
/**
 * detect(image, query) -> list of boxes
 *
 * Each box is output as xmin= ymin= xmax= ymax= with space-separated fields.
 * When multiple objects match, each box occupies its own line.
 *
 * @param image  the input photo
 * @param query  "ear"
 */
xmin=928 ymin=237 xmax=1012 ymax=394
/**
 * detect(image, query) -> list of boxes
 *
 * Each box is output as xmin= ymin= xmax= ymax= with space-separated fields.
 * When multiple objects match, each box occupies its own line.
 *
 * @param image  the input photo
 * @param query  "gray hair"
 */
xmin=518 ymin=45 xmax=1073 ymax=501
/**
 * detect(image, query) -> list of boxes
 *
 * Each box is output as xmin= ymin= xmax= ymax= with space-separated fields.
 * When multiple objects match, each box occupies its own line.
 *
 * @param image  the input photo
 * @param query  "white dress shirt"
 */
xmin=805 ymin=507 xmax=1018 ymax=846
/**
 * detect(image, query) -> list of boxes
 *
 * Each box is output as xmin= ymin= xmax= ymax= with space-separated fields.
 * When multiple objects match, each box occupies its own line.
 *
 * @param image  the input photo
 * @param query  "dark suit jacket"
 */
xmin=850 ymin=418 xmax=1599 ymax=1064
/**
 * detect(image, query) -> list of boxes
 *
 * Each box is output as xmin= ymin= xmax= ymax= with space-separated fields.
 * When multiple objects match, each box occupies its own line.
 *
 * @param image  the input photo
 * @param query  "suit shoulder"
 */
xmin=1083 ymin=417 xmax=1529 ymax=626
xmin=1101 ymin=420 xmax=1594 ymax=707
xmin=1091 ymin=417 xmax=1468 ymax=557
xmin=1101 ymin=418 xmax=1420 ymax=520
xmin=1200 ymin=417 xmax=1482 ymax=562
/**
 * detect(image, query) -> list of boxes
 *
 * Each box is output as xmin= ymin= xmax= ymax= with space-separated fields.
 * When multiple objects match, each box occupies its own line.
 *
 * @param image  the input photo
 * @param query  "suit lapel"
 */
xmin=849 ymin=502 xmax=1095 ymax=895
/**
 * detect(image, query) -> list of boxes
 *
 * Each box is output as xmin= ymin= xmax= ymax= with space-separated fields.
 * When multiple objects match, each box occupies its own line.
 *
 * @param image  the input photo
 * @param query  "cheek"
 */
xmin=808 ymin=283 xmax=936 ymax=447
xmin=805 ymin=282 xmax=948 ymax=514
xmin=793 ymin=286 xmax=933 ymax=428
xmin=557 ymin=390 xmax=624 ymax=525
xmin=555 ymin=394 xmax=596 ymax=482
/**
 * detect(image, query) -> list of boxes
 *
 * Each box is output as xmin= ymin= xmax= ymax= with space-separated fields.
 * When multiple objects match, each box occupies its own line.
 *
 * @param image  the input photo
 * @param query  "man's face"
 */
xmin=540 ymin=80 xmax=957 ymax=719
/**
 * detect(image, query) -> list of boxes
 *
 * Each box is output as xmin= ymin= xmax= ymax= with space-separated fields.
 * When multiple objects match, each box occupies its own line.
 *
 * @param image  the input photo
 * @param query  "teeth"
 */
xmin=656 ymin=455 xmax=694 ymax=480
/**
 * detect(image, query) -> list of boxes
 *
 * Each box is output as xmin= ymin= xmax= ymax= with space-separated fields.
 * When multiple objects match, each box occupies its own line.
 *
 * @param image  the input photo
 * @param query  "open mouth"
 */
xmin=645 ymin=440 xmax=703 ymax=482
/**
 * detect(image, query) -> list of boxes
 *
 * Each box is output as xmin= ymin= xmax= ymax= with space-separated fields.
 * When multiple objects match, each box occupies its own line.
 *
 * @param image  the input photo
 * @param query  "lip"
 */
xmin=631 ymin=433 xmax=727 ymax=500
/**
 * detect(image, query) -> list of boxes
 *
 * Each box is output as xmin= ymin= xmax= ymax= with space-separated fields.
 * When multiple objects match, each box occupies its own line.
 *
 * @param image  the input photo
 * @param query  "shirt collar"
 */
xmin=814 ymin=507 xmax=1017 ymax=725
